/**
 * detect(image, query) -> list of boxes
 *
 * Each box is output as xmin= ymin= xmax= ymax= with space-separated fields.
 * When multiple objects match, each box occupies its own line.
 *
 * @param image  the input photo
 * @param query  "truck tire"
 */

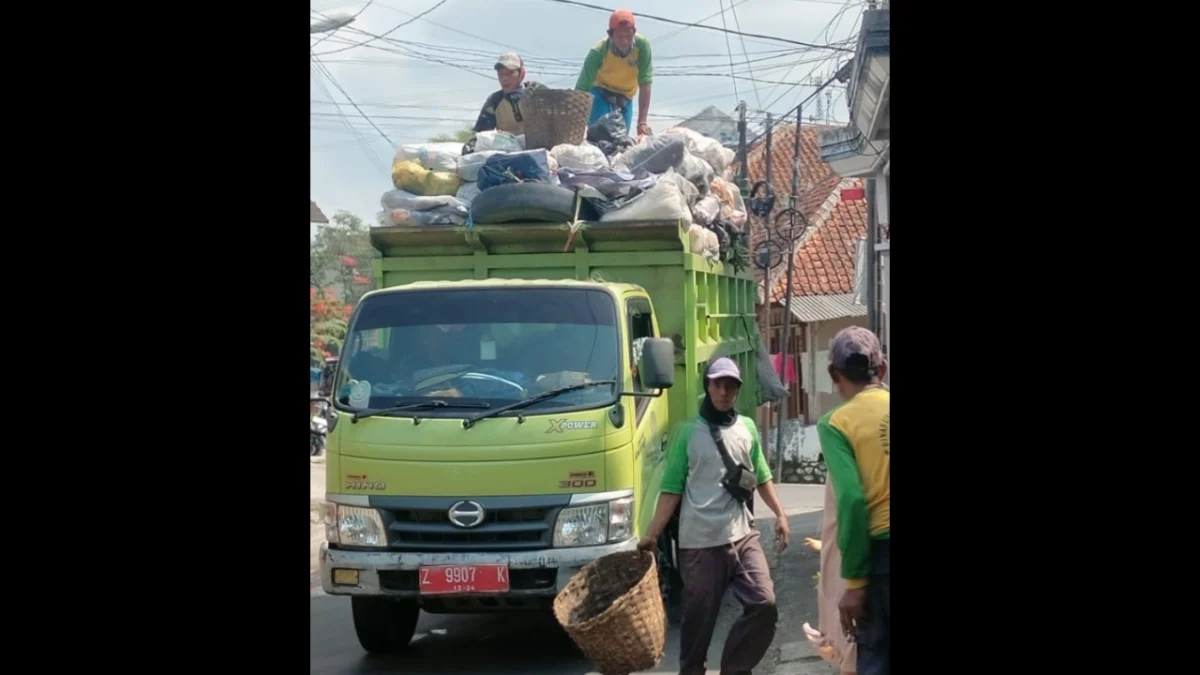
xmin=470 ymin=182 xmax=597 ymax=224
xmin=351 ymin=597 xmax=420 ymax=653
xmin=658 ymin=524 xmax=684 ymax=626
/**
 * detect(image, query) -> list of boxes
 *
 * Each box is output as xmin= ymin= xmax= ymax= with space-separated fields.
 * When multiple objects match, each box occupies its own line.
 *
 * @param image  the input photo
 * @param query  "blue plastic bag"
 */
xmin=477 ymin=149 xmax=552 ymax=191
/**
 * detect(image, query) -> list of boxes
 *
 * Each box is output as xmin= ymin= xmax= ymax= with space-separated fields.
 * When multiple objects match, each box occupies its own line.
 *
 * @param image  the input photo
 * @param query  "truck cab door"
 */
xmin=625 ymin=295 xmax=671 ymax=536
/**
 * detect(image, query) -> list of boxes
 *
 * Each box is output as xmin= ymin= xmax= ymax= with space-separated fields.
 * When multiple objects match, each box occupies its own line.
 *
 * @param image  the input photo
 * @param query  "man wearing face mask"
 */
xmin=817 ymin=327 xmax=890 ymax=675
xmin=637 ymin=357 xmax=790 ymax=675
xmin=466 ymin=52 xmax=543 ymax=152
xmin=575 ymin=9 xmax=654 ymax=138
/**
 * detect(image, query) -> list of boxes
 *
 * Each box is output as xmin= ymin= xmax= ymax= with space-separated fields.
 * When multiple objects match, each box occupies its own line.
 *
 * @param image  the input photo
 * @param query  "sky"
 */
xmin=310 ymin=0 xmax=867 ymax=232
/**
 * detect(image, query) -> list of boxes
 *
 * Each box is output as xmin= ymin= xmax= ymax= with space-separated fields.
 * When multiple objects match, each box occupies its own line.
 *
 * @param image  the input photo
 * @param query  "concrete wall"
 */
xmin=761 ymin=419 xmax=827 ymax=484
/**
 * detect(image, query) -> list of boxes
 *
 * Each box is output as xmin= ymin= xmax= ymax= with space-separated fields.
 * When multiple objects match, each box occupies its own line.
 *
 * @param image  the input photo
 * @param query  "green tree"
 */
xmin=429 ymin=128 xmax=474 ymax=143
xmin=310 ymin=211 xmax=379 ymax=309
xmin=311 ymin=287 xmax=350 ymax=366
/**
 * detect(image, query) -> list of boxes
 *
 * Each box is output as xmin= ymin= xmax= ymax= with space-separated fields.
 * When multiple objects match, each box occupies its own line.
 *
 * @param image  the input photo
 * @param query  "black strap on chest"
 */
xmin=707 ymin=422 xmax=756 ymax=515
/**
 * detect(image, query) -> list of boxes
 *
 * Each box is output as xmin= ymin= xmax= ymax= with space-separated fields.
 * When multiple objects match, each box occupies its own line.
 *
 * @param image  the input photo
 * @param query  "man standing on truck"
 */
xmin=466 ymin=52 xmax=543 ymax=152
xmin=575 ymin=9 xmax=654 ymax=138
xmin=638 ymin=357 xmax=790 ymax=675
xmin=817 ymin=327 xmax=890 ymax=675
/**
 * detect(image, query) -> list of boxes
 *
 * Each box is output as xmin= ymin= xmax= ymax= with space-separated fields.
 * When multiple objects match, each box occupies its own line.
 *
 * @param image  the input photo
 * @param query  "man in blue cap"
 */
xmin=638 ymin=357 xmax=790 ymax=675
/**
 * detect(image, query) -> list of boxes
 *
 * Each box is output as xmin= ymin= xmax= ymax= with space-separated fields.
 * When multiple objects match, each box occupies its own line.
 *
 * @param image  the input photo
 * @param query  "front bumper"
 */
xmin=319 ymin=538 xmax=638 ymax=611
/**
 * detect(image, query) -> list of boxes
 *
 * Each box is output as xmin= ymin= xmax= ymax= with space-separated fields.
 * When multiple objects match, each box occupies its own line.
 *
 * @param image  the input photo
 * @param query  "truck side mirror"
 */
xmin=639 ymin=338 xmax=675 ymax=389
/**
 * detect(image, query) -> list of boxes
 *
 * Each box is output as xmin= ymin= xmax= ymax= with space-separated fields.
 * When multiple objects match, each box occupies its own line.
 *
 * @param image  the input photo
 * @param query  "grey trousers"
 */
xmin=678 ymin=531 xmax=778 ymax=675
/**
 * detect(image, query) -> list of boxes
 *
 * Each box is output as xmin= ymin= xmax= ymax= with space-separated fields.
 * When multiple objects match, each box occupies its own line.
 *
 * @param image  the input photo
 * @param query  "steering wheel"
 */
xmin=457 ymin=372 xmax=526 ymax=396
xmin=412 ymin=370 xmax=526 ymax=398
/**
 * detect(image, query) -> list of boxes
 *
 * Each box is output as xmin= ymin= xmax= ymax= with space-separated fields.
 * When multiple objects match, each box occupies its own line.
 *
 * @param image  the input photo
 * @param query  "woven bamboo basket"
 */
xmin=523 ymin=88 xmax=593 ymax=150
xmin=553 ymin=549 xmax=666 ymax=675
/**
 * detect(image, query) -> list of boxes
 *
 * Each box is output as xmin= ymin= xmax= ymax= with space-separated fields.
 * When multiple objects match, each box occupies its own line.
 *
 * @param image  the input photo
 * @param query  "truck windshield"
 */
xmin=333 ymin=287 xmax=620 ymax=416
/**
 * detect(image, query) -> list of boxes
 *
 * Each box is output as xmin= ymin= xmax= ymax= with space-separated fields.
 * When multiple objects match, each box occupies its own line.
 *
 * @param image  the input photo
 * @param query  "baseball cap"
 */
xmin=705 ymin=357 xmax=742 ymax=383
xmin=494 ymin=52 xmax=523 ymax=71
xmin=609 ymin=9 xmax=636 ymax=30
xmin=828 ymin=326 xmax=883 ymax=372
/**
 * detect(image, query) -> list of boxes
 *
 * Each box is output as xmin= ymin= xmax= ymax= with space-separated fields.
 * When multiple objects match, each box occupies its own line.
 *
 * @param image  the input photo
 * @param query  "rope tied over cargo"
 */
xmin=562 ymin=193 xmax=586 ymax=252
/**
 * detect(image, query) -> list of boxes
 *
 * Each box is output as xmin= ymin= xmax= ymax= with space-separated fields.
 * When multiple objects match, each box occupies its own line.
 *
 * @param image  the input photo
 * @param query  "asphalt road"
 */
xmin=311 ymin=488 xmax=826 ymax=675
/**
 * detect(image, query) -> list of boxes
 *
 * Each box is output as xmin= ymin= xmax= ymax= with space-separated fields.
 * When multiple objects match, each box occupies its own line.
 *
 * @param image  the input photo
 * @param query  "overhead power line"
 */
xmin=540 ymin=0 xmax=854 ymax=51
xmin=310 ymin=0 xmax=374 ymax=49
xmin=310 ymin=51 xmax=395 ymax=147
xmin=312 ymin=0 xmax=451 ymax=57
xmin=729 ymin=0 xmax=762 ymax=108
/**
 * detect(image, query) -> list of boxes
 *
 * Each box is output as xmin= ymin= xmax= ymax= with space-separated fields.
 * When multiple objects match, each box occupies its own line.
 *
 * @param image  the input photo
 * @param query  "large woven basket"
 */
xmin=553 ymin=549 xmax=666 ymax=675
xmin=524 ymin=88 xmax=593 ymax=150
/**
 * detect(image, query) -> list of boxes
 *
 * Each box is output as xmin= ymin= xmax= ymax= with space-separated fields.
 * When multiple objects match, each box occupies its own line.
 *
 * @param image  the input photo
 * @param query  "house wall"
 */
xmin=800 ymin=314 xmax=868 ymax=422
xmin=752 ymin=309 xmax=868 ymax=485
xmin=754 ymin=303 xmax=807 ymax=432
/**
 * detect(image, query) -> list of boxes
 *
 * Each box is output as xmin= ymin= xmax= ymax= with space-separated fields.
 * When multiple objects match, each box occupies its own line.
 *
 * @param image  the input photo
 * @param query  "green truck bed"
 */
xmin=369 ymin=220 xmax=762 ymax=422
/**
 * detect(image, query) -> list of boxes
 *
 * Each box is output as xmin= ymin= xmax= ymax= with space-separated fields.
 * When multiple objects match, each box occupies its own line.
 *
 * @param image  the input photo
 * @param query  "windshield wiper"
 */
xmin=352 ymin=399 xmax=490 ymax=423
xmin=462 ymin=380 xmax=616 ymax=429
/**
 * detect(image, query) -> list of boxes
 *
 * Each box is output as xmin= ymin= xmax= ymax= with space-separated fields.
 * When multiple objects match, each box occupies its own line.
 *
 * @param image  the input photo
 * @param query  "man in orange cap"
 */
xmin=575 ymin=8 xmax=654 ymax=138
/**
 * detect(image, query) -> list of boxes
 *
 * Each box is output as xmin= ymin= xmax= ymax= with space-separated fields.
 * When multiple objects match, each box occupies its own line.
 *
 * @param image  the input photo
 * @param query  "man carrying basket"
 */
xmin=638 ymin=357 xmax=791 ymax=675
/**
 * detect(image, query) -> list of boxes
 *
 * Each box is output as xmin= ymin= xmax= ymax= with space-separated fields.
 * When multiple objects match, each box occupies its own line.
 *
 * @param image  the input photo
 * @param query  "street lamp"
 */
xmin=311 ymin=11 xmax=355 ymax=34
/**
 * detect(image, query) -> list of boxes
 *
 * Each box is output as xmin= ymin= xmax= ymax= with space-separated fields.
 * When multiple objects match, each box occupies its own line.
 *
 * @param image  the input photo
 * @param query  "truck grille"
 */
xmin=384 ymin=505 xmax=559 ymax=552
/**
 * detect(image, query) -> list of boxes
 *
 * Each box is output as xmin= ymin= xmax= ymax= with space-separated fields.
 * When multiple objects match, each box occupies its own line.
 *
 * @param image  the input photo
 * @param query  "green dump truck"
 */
xmin=319 ymin=219 xmax=761 ymax=653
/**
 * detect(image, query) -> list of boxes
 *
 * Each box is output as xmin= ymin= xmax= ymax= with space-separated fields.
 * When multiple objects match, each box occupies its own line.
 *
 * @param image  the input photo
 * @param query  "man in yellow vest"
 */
xmin=818 ymin=326 xmax=890 ymax=675
xmin=575 ymin=9 xmax=654 ymax=138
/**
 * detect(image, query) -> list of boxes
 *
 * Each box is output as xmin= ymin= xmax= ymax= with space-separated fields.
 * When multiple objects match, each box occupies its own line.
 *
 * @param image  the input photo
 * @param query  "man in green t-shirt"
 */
xmin=575 ymin=9 xmax=654 ymax=137
xmin=637 ymin=358 xmax=790 ymax=675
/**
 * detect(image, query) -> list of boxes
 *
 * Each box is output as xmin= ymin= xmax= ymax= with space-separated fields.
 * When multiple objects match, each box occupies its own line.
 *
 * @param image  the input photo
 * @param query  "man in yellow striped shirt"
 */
xmin=575 ymin=9 xmax=654 ymax=137
xmin=817 ymin=326 xmax=890 ymax=675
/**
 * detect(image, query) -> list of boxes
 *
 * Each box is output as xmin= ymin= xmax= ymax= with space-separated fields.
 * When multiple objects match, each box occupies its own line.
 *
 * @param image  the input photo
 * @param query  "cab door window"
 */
xmin=626 ymin=297 xmax=655 ymax=421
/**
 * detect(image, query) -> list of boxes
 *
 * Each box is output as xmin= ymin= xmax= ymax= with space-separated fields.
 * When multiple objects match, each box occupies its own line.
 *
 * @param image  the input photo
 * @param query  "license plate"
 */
xmin=418 ymin=564 xmax=510 ymax=595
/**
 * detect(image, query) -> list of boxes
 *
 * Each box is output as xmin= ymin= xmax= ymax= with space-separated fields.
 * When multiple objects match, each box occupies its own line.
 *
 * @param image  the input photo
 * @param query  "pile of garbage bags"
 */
xmin=375 ymin=123 xmax=748 ymax=265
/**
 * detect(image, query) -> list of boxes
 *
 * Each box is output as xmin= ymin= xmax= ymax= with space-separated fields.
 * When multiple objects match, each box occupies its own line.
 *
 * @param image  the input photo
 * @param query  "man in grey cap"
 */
xmin=638 ymin=356 xmax=790 ymax=675
xmin=818 ymin=326 xmax=889 ymax=675
xmin=465 ymin=52 xmax=543 ymax=151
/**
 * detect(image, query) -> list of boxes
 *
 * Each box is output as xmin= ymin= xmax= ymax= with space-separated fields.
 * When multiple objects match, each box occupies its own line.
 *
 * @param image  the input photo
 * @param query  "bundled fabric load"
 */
xmin=612 ymin=135 xmax=686 ymax=175
xmin=599 ymin=169 xmax=694 ymax=223
xmin=709 ymin=177 xmax=749 ymax=230
xmin=550 ymin=142 xmax=610 ymax=171
xmin=471 ymin=130 xmax=525 ymax=153
xmin=662 ymin=127 xmax=736 ymax=175
xmin=378 ymin=188 xmax=468 ymax=228
xmin=687 ymin=223 xmax=721 ymax=262
xmin=375 ymin=116 xmax=745 ymax=247
xmin=455 ymin=181 xmax=482 ymax=207
xmin=477 ymin=149 xmax=555 ymax=191
xmin=557 ymin=166 xmax=659 ymax=216
xmin=391 ymin=160 xmax=463 ymax=197
xmin=457 ymin=151 xmax=503 ymax=182
xmin=392 ymin=142 xmax=463 ymax=173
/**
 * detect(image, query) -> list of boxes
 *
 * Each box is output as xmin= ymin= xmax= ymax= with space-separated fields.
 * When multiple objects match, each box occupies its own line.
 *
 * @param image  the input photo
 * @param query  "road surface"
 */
xmin=312 ymin=502 xmax=826 ymax=674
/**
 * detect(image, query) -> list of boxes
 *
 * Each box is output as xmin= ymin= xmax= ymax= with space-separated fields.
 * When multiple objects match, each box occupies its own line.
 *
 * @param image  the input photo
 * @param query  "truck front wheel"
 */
xmin=351 ymin=596 xmax=420 ymax=653
xmin=658 ymin=527 xmax=684 ymax=626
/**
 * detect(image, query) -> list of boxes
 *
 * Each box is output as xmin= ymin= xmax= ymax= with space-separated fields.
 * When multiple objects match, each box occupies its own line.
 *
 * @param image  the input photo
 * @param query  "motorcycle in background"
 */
xmin=310 ymin=395 xmax=329 ymax=456
xmin=310 ymin=357 xmax=338 ymax=457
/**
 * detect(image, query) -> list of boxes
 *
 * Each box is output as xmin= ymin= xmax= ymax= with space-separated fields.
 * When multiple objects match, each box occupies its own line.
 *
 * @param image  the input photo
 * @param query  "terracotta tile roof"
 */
xmin=732 ymin=123 xmax=841 ymax=207
xmin=774 ymin=180 xmax=868 ymax=298
xmin=310 ymin=200 xmax=329 ymax=224
xmin=731 ymin=123 xmax=869 ymax=303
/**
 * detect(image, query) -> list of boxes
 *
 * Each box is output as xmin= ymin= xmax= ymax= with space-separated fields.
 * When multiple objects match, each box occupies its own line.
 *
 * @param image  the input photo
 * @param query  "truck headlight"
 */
xmin=323 ymin=502 xmax=387 ymax=548
xmin=553 ymin=497 xmax=634 ymax=547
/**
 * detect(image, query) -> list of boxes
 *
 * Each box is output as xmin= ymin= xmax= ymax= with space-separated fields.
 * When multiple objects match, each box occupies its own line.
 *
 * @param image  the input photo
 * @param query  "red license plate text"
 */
xmin=418 ymin=564 xmax=510 ymax=595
